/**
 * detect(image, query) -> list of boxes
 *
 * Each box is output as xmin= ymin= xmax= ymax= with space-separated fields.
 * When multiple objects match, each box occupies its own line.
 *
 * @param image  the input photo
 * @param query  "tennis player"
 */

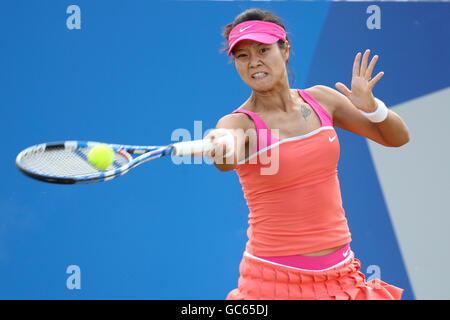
xmin=205 ymin=9 xmax=409 ymax=300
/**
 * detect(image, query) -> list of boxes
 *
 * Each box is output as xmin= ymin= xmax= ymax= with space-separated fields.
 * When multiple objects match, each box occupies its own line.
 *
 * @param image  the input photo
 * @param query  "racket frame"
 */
xmin=15 ymin=141 xmax=172 ymax=184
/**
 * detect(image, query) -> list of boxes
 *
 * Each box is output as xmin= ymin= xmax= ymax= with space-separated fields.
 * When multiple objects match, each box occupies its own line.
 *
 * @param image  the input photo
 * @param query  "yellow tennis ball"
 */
xmin=88 ymin=144 xmax=114 ymax=170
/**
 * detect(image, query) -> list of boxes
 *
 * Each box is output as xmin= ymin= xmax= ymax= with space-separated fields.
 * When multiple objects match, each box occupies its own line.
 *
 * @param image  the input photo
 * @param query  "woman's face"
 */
xmin=233 ymin=39 xmax=289 ymax=91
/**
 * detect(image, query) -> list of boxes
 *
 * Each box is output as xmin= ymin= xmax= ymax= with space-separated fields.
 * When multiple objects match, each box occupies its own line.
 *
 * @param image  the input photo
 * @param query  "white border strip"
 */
xmin=175 ymin=1 xmax=450 ymax=2
xmin=238 ymin=126 xmax=335 ymax=165
xmin=244 ymin=250 xmax=354 ymax=272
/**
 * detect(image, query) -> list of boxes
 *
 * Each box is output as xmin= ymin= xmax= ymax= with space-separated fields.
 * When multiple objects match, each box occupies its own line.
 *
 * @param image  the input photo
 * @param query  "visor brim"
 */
xmin=227 ymin=33 xmax=280 ymax=56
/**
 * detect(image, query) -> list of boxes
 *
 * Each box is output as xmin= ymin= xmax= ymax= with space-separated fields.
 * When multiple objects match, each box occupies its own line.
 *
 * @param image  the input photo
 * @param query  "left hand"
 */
xmin=335 ymin=49 xmax=384 ymax=113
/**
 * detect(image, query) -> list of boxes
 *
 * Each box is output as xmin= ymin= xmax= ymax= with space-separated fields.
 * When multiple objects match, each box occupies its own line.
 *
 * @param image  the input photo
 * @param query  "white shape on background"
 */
xmin=66 ymin=265 xmax=81 ymax=290
xmin=66 ymin=5 xmax=81 ymax=30
xmin=367 ymin=87 xmax=450 ymax=299
xmin=366 ymin=5 xmax=381 ymax=30
xmin=366 ymin=265 xmax=381 ymax=281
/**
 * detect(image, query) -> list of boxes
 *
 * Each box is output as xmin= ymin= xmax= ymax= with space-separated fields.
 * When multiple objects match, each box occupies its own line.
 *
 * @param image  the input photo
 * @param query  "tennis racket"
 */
xmin=15 ymin=138 xmax=226 ymax=184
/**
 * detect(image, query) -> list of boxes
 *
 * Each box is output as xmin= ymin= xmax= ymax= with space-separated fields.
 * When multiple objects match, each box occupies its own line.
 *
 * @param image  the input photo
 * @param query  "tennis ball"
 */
xmin=88 ymin=144 xmax=114 ymax=170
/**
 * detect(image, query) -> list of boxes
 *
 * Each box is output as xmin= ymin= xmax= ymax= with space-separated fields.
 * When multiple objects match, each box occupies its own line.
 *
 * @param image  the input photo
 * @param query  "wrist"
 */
xmin=359 ymin=97 xmax=388 ymax=123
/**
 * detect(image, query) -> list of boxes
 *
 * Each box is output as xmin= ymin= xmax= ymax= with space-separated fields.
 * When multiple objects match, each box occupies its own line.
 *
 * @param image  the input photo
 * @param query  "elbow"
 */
xmin=404 ymin=132 xmax=411 ymax=145
xmin=390 ymin=131 xmax=410 ymax=148
xmin=213 ymin=162 xmax=237 ymax=172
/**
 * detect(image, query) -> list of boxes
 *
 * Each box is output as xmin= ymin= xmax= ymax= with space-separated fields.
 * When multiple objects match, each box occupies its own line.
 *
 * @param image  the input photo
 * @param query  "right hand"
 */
xmin=204 ymin=128 xmax=235 ymax=163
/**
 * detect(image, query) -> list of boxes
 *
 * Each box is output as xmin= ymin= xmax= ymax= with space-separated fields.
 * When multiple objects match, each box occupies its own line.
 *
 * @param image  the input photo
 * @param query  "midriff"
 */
xmin=299 ymin=244 xmax=346 ymax=257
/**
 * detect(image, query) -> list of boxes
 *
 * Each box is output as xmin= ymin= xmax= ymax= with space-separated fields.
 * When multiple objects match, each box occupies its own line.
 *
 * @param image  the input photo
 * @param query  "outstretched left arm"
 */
xmin=312 ymin=49 xmax=410 ymax=147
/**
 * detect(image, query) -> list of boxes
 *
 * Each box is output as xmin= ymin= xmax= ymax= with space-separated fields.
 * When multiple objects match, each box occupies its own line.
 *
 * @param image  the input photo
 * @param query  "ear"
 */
xmin=284 ymin=41 xmax=290 ymax=62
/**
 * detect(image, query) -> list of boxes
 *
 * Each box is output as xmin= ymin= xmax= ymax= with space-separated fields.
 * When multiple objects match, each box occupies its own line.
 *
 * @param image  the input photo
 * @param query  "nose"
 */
xmin=248 ymin=53 xmax=262 ymax=68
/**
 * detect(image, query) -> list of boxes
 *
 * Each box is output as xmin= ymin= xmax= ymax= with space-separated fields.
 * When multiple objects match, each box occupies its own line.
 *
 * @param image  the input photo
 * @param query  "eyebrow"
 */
xmin=235 ymin=43 xmax=265 ymax=52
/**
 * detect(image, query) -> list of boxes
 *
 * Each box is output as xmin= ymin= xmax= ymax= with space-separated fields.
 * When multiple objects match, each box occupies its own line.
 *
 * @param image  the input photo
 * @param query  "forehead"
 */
xmin=233 ymin=40 xmax=269 ymax=51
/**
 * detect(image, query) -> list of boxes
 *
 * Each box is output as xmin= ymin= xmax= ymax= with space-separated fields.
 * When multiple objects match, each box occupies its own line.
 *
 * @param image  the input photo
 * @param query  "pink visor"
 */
xmin=227 ymin=20 xmax=286 ymax=56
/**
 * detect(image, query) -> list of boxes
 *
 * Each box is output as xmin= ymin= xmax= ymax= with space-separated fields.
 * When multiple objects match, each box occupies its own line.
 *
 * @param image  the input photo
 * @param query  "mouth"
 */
xmin=251 ymin=72 xmax=268 ymax=80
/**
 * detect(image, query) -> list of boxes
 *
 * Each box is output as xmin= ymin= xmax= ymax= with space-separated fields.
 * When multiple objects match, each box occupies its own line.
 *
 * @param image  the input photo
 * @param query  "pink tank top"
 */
xmin=232 ymin=89 xmax=352 ymax=257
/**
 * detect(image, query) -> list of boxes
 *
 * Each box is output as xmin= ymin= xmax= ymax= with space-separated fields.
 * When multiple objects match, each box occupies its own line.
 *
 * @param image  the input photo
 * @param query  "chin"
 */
xmin=252 ymin=84 xmax=274 ymax=92
xmin=247 ymin=80 xmax=273 ymax=92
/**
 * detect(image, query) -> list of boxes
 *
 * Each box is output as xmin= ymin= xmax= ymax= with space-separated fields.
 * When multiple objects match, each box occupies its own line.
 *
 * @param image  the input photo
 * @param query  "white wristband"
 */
xmin=359 ymin=97 xmax=389 ymax=123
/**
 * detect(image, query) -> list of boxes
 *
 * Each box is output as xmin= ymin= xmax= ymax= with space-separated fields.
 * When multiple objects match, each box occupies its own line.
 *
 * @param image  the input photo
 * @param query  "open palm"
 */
xmin=335 ymin=49 xmax=384 ymax=112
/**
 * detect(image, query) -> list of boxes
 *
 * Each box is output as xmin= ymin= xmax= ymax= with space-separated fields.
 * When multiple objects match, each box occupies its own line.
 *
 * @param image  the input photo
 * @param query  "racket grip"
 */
xmin=171 ymin=139 xmax=213 ymax=156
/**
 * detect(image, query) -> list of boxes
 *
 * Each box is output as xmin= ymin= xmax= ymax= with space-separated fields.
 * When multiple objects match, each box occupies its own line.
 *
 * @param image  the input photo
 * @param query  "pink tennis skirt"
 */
xmin=226 ymin=246 xmax=404 ymax=300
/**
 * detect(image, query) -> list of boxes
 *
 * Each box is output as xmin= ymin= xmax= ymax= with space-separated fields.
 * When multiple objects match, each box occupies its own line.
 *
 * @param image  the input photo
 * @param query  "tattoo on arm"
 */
xmin=301 ymin=104 xmax=311 ymax=120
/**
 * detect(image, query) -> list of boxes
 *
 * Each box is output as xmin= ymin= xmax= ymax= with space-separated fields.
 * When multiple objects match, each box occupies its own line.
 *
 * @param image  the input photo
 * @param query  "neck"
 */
xmin=249 ymin=77 xmax=297 ymax=113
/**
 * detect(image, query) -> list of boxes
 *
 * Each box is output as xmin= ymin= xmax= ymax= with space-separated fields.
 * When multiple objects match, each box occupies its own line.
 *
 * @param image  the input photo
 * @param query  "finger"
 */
xmin=368 ymin=71 xmax=384 ymax=90
xmin=207 ymin=135 xmax=216 ymax=144
xmin=360 ymin=49 xmax=370 ymax=76
xmin=353 ymin=52 xmax=361 ymax=77
xmin=216 ymin=134 xmax=235 ymax=158
xmin=365 ymin=55 xmax=379 ymax=80
xmin=335 ymin=82 xmax=351 ymax=97
xmin=205 ymin=147 xmax=213 ymax=158
xmin=204 ymin=131 xmax=215 ymax=141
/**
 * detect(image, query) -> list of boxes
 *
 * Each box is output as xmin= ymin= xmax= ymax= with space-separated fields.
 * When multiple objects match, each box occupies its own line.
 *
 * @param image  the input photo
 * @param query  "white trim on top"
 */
xmin=238 ymin=126 xmax=335 ymax=165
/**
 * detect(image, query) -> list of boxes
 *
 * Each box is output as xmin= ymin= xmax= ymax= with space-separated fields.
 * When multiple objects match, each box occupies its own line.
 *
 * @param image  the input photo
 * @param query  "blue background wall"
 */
xmin=1 ymin=0 xmax=449 ymax=299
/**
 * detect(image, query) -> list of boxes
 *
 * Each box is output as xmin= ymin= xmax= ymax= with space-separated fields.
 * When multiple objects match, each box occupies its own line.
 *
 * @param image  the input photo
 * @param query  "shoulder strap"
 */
xmin=232 ymin=109 xmax=279 ymax=152
xmin=232 ymin=109 xmax=269 ymax=131
xmin=297 ymin=89 xmax=333 ymax=127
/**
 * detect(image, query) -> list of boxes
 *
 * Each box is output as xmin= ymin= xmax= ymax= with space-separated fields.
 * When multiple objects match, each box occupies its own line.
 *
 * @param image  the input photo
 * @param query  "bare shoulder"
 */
xmin=216 ymin=110 xmax=255 ymax=131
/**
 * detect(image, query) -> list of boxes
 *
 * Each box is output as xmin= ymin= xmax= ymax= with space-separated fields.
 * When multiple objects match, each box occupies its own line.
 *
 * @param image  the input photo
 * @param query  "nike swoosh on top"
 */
xmin=329 ymin=135 xmax=337 ymax=142
xmin=240 ymin=25 xmax=252 ymax=32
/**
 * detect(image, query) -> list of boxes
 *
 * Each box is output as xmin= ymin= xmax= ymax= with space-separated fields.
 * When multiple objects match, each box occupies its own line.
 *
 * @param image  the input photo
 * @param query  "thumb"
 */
xmin=335 ymin=82 xmax=351 ymax=97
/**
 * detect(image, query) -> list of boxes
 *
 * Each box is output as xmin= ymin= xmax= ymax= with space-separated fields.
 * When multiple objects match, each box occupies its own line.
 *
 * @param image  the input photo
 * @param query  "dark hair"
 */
xmin=220 ymin=9 xmax=295 ymax=86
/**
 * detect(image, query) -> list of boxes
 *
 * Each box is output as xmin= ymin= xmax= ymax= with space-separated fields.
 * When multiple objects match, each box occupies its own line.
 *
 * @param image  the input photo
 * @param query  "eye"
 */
xmin=236 ymin=53 xmax=247 ymax=58
xmin=260 ymin=47 xmax=269 ymax=54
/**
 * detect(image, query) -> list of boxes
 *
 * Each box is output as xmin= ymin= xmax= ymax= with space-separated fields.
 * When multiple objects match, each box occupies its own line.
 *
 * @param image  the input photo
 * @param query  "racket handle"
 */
xmin=171 ymin=139 xmax=213 ymax=156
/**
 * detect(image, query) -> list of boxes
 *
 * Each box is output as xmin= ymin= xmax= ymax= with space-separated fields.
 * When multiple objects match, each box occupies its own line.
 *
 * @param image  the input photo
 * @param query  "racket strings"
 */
xmin=19 ymin=148 xmax=129 ymax=177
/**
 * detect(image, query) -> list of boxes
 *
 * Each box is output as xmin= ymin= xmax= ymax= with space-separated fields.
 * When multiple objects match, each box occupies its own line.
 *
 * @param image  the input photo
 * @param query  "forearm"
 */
xmin=374 ymin=109 xmax=410 ymax=147
xmin=359 ymin=96 xmax=410 ymax=148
